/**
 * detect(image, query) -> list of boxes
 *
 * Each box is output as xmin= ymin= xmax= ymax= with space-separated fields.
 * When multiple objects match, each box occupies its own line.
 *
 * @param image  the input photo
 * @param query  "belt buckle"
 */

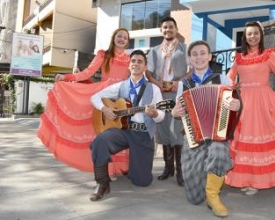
xmin=131 ymin=122 xmax=138 ymax=130
xmin=140 ymin=124 xmax=145 ymax=131
xmin=129 ymin=122 xmax=147 ymax=132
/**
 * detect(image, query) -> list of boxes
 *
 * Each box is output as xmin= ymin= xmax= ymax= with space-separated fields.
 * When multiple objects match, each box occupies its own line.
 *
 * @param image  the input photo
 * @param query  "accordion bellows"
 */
xmin=180 ymin=84 xmax=238 ymax=148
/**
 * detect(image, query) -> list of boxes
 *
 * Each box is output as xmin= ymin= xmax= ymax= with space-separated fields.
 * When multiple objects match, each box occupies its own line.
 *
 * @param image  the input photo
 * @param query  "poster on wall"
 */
xmin=10 ymin=32 xmax=44 ymax=77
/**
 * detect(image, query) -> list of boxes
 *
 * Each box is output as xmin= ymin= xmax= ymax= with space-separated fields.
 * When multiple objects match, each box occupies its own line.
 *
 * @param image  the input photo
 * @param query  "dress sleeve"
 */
xmin=268 ymin=50 xmax=275 ymax=75
xmin=227 ymin=61 xmax=238 ymax=86
xmin=64 ymin=50 xmax=105 ymax=82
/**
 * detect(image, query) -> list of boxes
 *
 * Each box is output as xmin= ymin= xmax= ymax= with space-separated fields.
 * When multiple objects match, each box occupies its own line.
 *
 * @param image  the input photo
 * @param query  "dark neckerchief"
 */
xmin=190 ymin=67 xmax=213 ymax=85
xmin=129 ymin=76 xmax=146 ymax=106
xmin=183 ymin=72 xmax=221 ymax=91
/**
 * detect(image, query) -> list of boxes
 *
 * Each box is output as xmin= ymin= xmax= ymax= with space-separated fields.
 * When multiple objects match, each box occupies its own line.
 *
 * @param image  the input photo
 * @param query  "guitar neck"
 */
xmin=113 ymin=99 xmax=174 ymax=117
xmin=116 ymin=105 xmax=148 ymax=117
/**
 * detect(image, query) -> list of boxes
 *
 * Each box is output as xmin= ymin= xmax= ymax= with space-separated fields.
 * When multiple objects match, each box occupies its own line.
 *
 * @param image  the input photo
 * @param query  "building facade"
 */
xmin=94 ymin=0 xmax=192 ymax=54
xmin=17 ymin=0 xmax=97 ymax=75
xmin=2 ymin=0 xmax=275 ymax=115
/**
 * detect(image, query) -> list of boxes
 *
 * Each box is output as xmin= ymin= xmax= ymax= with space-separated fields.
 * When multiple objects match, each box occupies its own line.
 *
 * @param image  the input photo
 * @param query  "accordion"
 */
xmin=180 ymin=84 xmax=240 ymax=148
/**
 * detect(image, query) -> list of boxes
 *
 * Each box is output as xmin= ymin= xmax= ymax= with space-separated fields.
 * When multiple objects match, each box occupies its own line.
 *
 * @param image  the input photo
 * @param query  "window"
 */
xmin=150 ymin=36 xmax=163 ymax=47
xmin=120 ymin=0 xmax=171 ymax=31
xmin=128 ymin=39 xmax=135 ymax=49
xmin=138 ymin=39 xmax=145 ymax=47
xmin=236 ymin=31 xmax=243 ymax=47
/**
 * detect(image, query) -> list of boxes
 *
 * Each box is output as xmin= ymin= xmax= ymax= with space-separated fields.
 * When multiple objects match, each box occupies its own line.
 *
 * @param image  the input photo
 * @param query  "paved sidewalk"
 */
xmin=1 ymin=118 xmax=275 ymax=220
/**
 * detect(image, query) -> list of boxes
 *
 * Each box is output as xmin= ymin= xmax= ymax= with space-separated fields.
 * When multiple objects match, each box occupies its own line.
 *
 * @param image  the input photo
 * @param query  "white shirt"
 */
xmin=91 ymin=80 xmax=165 ymax=123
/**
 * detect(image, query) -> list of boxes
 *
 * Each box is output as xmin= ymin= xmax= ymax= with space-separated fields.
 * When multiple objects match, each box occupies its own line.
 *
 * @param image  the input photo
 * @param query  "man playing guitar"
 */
xmin=89 ymin=50 xmax=165 ymax=201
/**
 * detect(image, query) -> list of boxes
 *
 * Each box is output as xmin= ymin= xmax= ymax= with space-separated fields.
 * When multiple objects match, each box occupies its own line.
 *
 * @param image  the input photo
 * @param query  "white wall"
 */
xmin=14 ymin=80 xmax=53 ymax=114
xmin=95 ymin=0 xmax=121 ymax=52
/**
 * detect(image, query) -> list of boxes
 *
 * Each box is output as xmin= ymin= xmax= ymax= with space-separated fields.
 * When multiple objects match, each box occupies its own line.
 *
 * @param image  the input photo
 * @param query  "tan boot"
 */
xmin=206 ymin=173 xmax=229 ymax=217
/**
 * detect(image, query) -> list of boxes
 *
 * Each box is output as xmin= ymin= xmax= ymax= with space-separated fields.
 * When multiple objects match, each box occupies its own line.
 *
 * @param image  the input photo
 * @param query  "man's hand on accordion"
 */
xmin=171 ymin=97 xmax=185 ymax=118
xmin=223 ymin=96 xmax=241 ymax=111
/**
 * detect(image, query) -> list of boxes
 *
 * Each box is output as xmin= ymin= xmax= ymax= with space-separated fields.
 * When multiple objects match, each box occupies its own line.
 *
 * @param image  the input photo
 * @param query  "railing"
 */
xmin=23 ymin=0 xmax=54 ymax=26
xmin=211 ymin=47 xmax=241 ymax=74
xmin=211 ymin=46 xmax=275 ymax=90
xmin=23 ymin=14 xmax=36 ymax=26
xmin=40 ymin=0 xmax=54 ymax=11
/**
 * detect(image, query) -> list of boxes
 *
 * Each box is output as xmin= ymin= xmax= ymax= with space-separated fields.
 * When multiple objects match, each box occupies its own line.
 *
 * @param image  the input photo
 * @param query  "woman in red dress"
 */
xmin=37 ymin=28 xmax=130 ymax=176
xmin=225 ymin=21 xmax=275 ymax=195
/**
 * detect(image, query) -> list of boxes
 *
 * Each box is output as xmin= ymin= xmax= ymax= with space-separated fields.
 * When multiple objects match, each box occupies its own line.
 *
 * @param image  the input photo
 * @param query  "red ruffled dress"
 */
xmin=37 ymin=50 xmax=130 ymax=176
xmin=225 ymin=48 xmax=275 ymax=189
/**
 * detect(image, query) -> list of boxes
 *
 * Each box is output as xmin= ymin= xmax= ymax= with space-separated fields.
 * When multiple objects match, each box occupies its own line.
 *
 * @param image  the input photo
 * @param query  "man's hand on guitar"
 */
xmin=145 ymin=105 xmax=158 ymax=118
xmin=101 ymin=106 xmax=118 ymax=120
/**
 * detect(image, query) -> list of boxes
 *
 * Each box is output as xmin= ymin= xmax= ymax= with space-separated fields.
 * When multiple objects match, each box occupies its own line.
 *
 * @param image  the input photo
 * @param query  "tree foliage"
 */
xmin=0 ymin=73 xmax=54 ymax=113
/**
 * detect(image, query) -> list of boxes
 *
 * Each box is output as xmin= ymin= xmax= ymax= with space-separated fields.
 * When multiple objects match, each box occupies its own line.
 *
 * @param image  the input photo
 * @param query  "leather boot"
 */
xmin=174 ymin=145 xmax=184 ymax=186
xmin=206 ymin=173 xmax=229 ymax=217
xmin=90 ymin=164 xmax=111 ymax=201
xmin=158 ymin=145 xmax=175 ymax=180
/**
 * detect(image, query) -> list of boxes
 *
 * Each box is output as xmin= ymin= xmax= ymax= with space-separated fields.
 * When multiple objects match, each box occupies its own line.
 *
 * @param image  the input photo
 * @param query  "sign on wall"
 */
xmin=10 ymin=32 xmax=44 ymax=77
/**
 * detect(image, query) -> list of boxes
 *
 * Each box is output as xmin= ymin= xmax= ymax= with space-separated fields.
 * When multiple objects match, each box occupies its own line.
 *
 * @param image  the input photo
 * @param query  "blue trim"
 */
xmin=270 ymin=8 xmax=275 ymax=19
xmin=223 ymin=16 xmax=269 ymax=38
xmin=196 ymin=5 xmax=275 ymax=17
xmin=206 ymin=17 xmax=226 ymax=35
xmin=202 ymin=15 xmax=207 ymax=40
xmin=207 ymin=18 xmax=223 ymax=29
xmin=191 ymin=14 xmax=203 ymax=41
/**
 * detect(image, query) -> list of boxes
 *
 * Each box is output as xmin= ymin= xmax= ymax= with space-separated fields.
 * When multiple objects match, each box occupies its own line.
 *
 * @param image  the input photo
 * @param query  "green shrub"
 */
xmin=30 ymin=102 xmax=44 ymax=115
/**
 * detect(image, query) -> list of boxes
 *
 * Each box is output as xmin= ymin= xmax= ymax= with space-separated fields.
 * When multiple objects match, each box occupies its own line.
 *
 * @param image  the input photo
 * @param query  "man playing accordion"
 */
xmin=171 ymin=40 xmax=241 ymax=218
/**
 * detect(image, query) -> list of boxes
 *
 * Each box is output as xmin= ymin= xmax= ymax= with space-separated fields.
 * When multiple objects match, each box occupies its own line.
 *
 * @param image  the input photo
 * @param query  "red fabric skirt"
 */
xmin=225 ymin=124 xmax=275 ymax=189
xmin=37 ymin=81 xmax=129 ymax=176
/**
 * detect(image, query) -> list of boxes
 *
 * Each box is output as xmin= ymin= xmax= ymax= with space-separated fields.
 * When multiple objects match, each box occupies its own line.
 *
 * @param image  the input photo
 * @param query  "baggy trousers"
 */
xmin=181 ymin=136 xmax=233 ymax=205
xmin=90 ymin=128 xmax=155 ymax=187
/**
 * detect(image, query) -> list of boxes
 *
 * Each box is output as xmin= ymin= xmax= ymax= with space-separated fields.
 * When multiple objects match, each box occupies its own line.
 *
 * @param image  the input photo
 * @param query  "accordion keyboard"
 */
xmin=217 ymin=90 xmax=232 ymax=137
xmin=179 ymin=96 xmax=199 ymax=148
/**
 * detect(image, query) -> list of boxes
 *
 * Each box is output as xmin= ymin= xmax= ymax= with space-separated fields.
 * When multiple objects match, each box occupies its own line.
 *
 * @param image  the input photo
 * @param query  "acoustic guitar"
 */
xmin=92 ymin=98 xmax=175 ymax=134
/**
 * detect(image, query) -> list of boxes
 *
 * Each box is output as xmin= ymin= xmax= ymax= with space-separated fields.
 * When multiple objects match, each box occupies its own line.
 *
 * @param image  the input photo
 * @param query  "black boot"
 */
xmin=90 ymin=164 xmax=111 ymax=201
xmin=158 ymin=145 xmax=175 ymax=180
xmin=175 ymin=145 xmax=184 ymax=186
